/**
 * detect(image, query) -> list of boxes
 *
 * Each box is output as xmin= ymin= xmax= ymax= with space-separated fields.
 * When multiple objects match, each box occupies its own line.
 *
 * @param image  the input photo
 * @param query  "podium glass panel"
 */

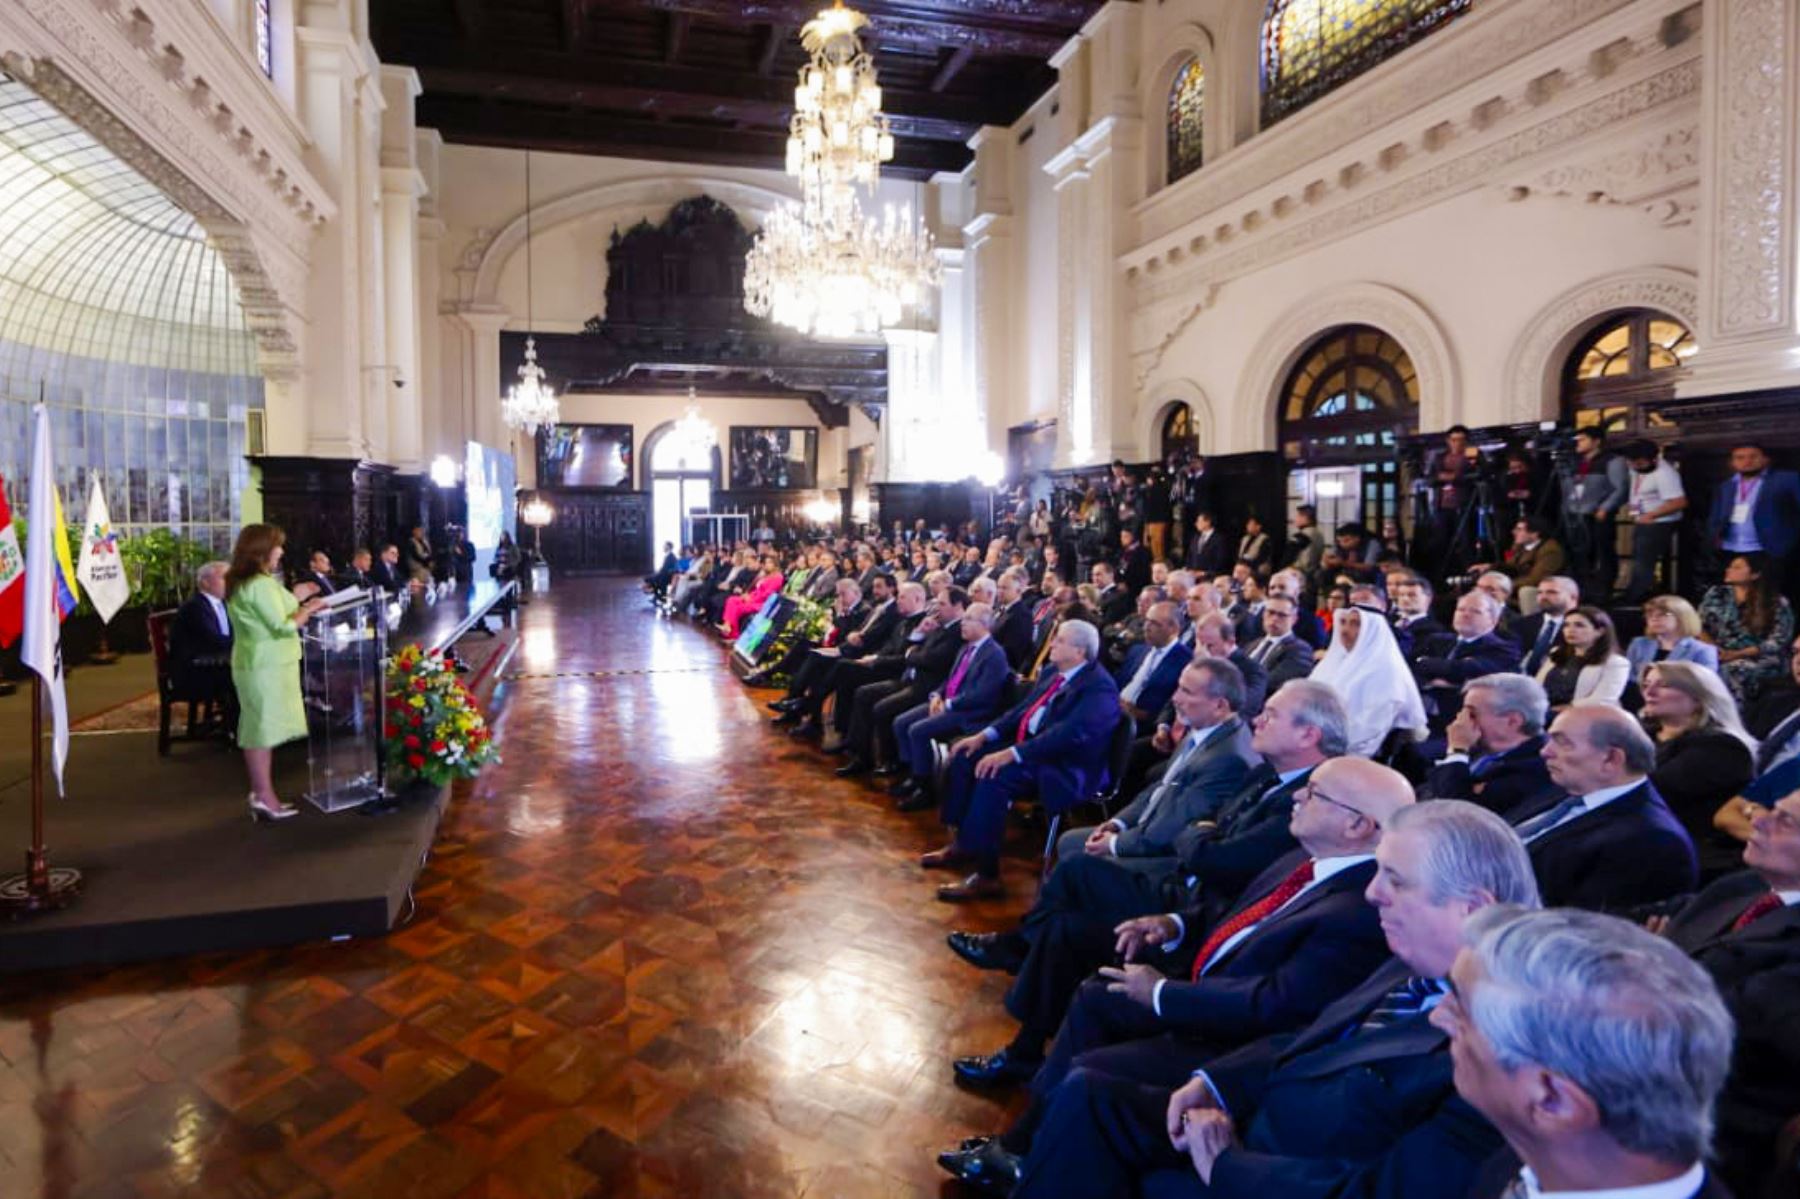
xmin=301 ymin=595 xmax=387 ymax=812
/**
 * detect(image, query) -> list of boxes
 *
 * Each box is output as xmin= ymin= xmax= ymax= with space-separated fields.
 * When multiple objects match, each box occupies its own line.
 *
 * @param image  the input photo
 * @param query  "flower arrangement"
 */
xmin=384 ymin=644 xmax=500 ymax=787
xmin=753 ymin=596 xmax=832 ymax=686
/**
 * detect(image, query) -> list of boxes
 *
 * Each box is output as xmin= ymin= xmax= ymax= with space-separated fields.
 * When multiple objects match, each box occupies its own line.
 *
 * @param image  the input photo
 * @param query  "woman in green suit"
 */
xmin=225 ymin=524 xmax=327 ymax=821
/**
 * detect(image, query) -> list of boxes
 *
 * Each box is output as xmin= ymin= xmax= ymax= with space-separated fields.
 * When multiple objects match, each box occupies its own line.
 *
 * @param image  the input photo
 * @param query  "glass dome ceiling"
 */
xmin=0 ymin=71 xmax=258 ymax=379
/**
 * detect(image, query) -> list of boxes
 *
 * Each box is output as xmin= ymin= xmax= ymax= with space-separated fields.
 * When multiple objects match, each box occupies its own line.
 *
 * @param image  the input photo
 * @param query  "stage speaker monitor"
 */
xmin=732 ymin=594 xmax=799 ymax=668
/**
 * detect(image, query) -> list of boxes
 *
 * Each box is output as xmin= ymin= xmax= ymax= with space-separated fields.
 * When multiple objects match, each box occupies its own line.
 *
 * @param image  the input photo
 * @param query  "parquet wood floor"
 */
xmin=0 ymin=578 xmax=1037 ymax=1198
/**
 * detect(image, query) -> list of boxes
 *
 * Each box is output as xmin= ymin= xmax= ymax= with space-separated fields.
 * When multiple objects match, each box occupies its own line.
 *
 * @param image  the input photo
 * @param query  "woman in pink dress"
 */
xmin=718 ymin=555 xmax=784 ymax=639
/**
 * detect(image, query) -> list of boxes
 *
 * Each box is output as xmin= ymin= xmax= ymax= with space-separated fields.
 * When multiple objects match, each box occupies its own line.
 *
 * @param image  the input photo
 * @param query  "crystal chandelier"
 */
xmin=671 ymin=386 xmax=717 ymax=467
xmin=745 ymin=2 xmax=938 ymax=338
xmin=501 ymin=150 xmax=561 ymax=435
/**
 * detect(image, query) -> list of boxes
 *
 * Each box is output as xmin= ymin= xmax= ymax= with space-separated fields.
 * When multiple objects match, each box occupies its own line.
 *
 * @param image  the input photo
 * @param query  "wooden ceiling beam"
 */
xmin=929 ymin=45 xmax=973 ymax=93
xmin=451 ymin=0 xmax=484 ymax=38
xmin=560 ymin=0 xmax=585 ymax=48
xmin=599 ymin=0 xmax=1071 ymax=59
xmin=756 ymin=23 xmax=787 ymax=75
xmin=663 ymin=11 xmax=690 ymax=63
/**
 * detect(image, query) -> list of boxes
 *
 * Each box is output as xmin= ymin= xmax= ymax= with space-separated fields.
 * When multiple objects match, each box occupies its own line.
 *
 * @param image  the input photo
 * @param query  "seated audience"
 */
xmin=1639 ymin=661 xmax=1757 ymax=881
xmin=1533 ymin=604 xmax=1630 ymax=710
xmin=1092 ymin=562 xmax=1133 ymax=625
xmin=1310 ymin=604 xmax=1428 ymax=757
xmin=1649 ymin=788 xmax=1800 ymax=1197
xmin=1474 ymin=570 xmax=1520 ymax=639
xmin=888 ymin=601 xmax=1012 ymax=807
xmin=168 ymin=560 xmax=236 ymax=715
xmin=1513 ymin=574 xmax=1579 ymax=676
xmin=1188 ymin=611 xmax=1267 ymax=720
xmin=1511 ymin=700 xmax=1698 ymax=910
xmin=927 ymin=621 xmax=1121 ymax=901
xmin=834 ymin=588 xmax=967 ymax=774
xmin=1444 ymin=907 xmax=1734 ymax=1199
xmin=1103 ymin=585 xmax=1163 ymax=670
xmin=643 ymin=540 xmax=678 ymax=602
xmin=1422 ymin=673 xmax=1554 ymax=813
xmin=716 ymin=554 xmax=782 ymax=639
xmin=1239 ymin=595 xmax=1312 ymax=694
xmin=1412 ymin=590 xmax=1520 ymax=735
xmin=341 ymin=548 xmax=375 ymax=590
xmin=992 ymin=569 xmax=1037 ymax=670
xmin=370 ymin=543 xmax=404 ymax=593
xmin=1006 ymin=800 xmax=1538 ymax=1199
xmin=1265 ymin=569 xmax=1327 ymax=650
xmin=1478 ymin=515 xmax=1567 ymax=600
xmin=1114 ymin=602 xmax=1192 ymax=732
xmin=299 ymin=549 xmax=338 ymax=596
xmin=1626 ymin=593 xmax=1720 ymax=678
xmin=1700 ymin=551 xmax=1796 ymax=703
xmin=1186 ymin=512 xmax=1231 ymax=576
xmin=1389 ymin=574 xmax=1446 ymax=658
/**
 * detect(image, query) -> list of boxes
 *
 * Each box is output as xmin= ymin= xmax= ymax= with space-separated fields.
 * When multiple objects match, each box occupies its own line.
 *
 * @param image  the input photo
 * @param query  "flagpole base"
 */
xmin=0 ymin=862 xmax=83 ymax=916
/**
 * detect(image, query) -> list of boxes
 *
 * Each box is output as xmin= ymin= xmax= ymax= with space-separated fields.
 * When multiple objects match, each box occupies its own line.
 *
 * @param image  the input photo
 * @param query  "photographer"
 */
xmin=1565 ymin=427 xmax=1630 ymax=601
xmin=1425 ymin=424 xmax=1475 ymax=571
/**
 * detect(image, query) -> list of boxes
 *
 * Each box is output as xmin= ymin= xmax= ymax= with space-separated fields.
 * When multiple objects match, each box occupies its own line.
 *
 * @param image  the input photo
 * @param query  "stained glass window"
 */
xmin=1167 ymin=59 xmax=1205 ymax=185
xmin=255 ymin=0 xmax=273 ymax=78
xmin=1563 ymin=310 xmax=1694 ymax=435
xmin=1262 ymin=0 xmax=1475 ymax=127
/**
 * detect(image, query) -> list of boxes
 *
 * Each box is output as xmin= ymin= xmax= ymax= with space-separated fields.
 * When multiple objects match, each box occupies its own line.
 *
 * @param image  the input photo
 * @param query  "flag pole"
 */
xmin=0 ymin=668 xmax=80 ymax=913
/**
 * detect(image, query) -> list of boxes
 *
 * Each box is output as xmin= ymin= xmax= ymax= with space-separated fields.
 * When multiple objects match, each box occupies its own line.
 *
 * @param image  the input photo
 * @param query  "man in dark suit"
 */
xmin=1185 ymin=512 xmax=1231 ymax=576
xmin=768 ymin=575 xmax=898 ymax=707
xmin=926 ymin=619 xmax=1121 ymax=901
xmin=1411 ymin=590 xmax=1520 ymax=735
xmin=802 ymin=547 xmax=841 ymax=602
xmin=1192 ymin=612 xmax=1267 ymax=719
xmin=995 ymin=800 xmax=1539 ymax=1198
xmin=1389 ymin=574 xmax=1447 ymax=659
xmin=1449 ymin=909 xmax=1735 ymax=1199
xmin=1421 ymin=672 xmax=1554 ymax=813
xmin=952 ymin=545 xmax=984 ymax=587
xmin=889 ymin=602 xmax=1014 ymax=804
xmin=1239 ymin=595 xmax=1312 ymax=697
xmin=991 ymin=569 xmax=1036 ymax=671
xmin=1117 ymin=528 xmax=1153 ymax=594
xmin=1091 ymin=562 xmax=1134 ymax=626
xmin=775 ymin=579 xmax=922 ymax=734
xmin=1265 ymin=569 xmax=1327 ymax=650
xmin=1115 ymin=603 xmax=1193 ymax=734
xmin=834 ymin=588 xmax=967 ymax=775
xmin=302 ymin=550 xmax=338 ymax=596
xmin=1508 ymin=700 xmax=1698 ymax=910
xmin=1706 ymin=440 xmax=1800 ymax=580
xmin=944 ymin=682 xmax=1350 ymax=1094
xmin=340 ymin=548 xmax=376 ymax=590
xmin=1508 ymin=573 xmax=1579 ymax=677
xmin=1650 ymin=791 xmax=1800 ymax=1196
xmin=168 ymin=561 xmax=235 ymax=713
xmin=369 ymin=543 xmax=404 ymax=593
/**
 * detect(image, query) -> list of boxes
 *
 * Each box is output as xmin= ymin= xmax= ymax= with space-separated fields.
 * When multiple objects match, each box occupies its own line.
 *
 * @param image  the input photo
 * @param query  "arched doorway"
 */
xmin=644 ymin=421 xmax=720 ymax=559
xmin=1560 ymin=308 xmax=1695 ymax=437
xmin=1277 ymin=324 xmax=1421 ymax=535
xmin=1160 ymin=402 xmax=1199 ymax=461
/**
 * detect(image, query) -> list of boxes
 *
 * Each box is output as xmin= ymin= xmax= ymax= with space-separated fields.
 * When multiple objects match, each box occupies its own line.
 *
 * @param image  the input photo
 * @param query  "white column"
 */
xmin=445 ymin=306 xmax=512 ymax=467
xmin=1683 ymin=0 xmax=1800 ymax=394
xmin=882 ymin=327 xmax=941 ymax=481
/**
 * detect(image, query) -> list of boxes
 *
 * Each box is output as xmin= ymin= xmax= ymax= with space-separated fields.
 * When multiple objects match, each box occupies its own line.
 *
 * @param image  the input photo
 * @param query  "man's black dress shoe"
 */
xmin=894 ymin=791 xmax=935 ymax=814
xmin=887 ymin=776 xmax=919 ymax=797
xmin=936 ymin=1137 xmax=1023 ymax=1194
xmin=946 ymin=930 xmax=1028 ymax=973
xmin=952 ymin=1048 xmax=1040 ymax=1090
xmin=872 ymin=761 xmax=903 ymax=778
xmin=768 ymin=697 xmax=803 ymax=713
xmin=772 ymin=710 xmax=803 ymax=726
xmin=834 ymin=758 xmax=871 ymax=778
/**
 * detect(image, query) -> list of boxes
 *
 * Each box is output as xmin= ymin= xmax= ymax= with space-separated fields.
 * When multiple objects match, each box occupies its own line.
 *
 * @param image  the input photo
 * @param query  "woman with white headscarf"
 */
xmin=1309 ymin=605 xmax=1429 ymax=757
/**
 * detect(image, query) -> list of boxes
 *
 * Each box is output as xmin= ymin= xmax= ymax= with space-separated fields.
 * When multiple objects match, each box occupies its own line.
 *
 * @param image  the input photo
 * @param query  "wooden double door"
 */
xmin=537 ymin=490 xmax=651 ymax=574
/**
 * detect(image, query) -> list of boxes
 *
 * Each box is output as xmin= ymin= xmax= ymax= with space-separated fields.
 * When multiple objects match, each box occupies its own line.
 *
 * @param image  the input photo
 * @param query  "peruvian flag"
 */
xmin=0 ymin=476 xmax=22 ymax=648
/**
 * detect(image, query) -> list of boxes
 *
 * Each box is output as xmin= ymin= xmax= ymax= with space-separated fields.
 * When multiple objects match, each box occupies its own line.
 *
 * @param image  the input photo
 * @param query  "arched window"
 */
xmin=1160 ymin=403 xmax=1197 ymax=460
xmin=645 ymin=421 xmax=720 ymax=562
xmin=255 ymin=0 xmax=273 ymax=77
xmin=1278 ymin=324 xmax=1421 ymax=531
xmin=1562 ymin=309 xmax=1695 ymax=436
xmin=1167 ymin=59 xmax=1205 ymax=185
xmin=1262 ymin=0 xmax=1475 ymax=127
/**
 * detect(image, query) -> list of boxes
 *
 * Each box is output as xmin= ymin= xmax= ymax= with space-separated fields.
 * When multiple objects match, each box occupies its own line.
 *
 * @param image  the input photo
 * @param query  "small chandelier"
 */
xmin=671 ymin=386 xmax=717 ymax=467
xmin=746 ymin=1 xmax=938 ymax=338
xmin=501 ymin=150 xmax=561 ymax=435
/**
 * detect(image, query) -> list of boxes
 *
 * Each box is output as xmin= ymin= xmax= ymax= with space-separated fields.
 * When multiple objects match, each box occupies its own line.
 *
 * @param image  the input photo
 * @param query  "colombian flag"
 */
xmin=47 ymin=485 xmax=77 ymax=619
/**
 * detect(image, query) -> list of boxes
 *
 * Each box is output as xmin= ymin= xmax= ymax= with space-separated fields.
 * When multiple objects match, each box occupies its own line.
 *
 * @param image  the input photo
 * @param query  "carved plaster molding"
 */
xmin=1520 ymin=121 xmax=1699 ymax=223
xmin=1504 ymin=267 xmax=1700 ymax=423
xmin=1138 ymin=378 xmax=1216 ymax=459
xmin=1708 ymin=0 xmax=1793 ymax=338
xmin=1238 ymin=283 xmax=1460 ymax=446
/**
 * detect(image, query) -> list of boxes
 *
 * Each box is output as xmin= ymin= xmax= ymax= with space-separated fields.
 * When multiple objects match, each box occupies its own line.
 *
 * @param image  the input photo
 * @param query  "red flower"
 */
xmin=412 ymin=677 xmax=429 ymax=692
xmin=403 ymin=735 xmax=420 ymax=749
xmin=383 ymin=723 xmax=398 ymax=738
xmin=429 ymin=740 xmax=446 ymax=753
xmin=409 ymin=714 xmax=422 ymax=727
xmin=407 ymin=753 xmax=425 ymax=769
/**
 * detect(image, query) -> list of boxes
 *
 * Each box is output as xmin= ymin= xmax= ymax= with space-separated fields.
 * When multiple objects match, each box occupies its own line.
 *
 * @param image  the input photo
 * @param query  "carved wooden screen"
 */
xmin=1261 ymin=0 xmax=1474 ymax=126
xmin=1167 ymin=59 xmax=1205 ymax=185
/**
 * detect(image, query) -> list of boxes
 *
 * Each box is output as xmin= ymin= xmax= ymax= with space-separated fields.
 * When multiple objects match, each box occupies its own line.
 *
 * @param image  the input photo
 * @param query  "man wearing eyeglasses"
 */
xmin=1641 ymin=788 xmax=1800 ymax=1195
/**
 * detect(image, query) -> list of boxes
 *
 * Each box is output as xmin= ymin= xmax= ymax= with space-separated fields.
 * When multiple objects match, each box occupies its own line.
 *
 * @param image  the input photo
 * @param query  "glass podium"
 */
xmin=301 ymin=593 xmax=388 ymax=812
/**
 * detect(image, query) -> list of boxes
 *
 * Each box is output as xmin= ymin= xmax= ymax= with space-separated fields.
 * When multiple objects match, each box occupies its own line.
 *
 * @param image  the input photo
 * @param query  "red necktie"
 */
xmin=1733 ymin=892 xmax=1783 ymax=932
xmin=1192 ymin=858 xmax=1316 ymax=979
xmin=1014 ymin=673 xmax=1066 ymax=744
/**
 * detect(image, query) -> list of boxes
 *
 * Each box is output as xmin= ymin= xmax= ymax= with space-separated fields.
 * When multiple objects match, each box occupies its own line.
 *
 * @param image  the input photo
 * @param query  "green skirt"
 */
xmin=234 ymin=663 xmax=308 ymax=749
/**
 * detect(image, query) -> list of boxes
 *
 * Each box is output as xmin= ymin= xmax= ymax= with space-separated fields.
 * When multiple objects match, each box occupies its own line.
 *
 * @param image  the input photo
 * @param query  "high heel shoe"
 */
xmin=248 ymin=793 xmax=299 ymax=822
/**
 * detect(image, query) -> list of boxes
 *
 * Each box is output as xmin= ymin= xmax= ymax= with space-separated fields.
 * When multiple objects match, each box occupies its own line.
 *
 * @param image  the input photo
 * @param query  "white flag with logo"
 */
xmin=22 ymin=404 xmax=76 ymax=795
xmin=75 ymin=477 xmax=129 ymax=624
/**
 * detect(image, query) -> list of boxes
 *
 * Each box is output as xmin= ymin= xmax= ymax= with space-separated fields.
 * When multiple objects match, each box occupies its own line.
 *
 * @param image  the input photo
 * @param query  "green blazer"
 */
xmin=227 ymin=574 xmax=302 ymax=671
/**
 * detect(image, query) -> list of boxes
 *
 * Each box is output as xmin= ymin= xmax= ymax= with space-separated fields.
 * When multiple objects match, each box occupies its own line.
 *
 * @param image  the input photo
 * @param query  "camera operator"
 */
xmin=1565 ymin=427 xmax=1630 ymax=601
xmin=1620 ymin=438 xmax=1688 ymax=604
xmin=1425 ymin=424 xmax=1475 ymax=569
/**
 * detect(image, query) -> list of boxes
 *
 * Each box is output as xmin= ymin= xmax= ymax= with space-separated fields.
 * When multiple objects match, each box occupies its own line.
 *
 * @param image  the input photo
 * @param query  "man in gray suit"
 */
xmin=1240 ymin=595 xmax=1313 ymax=697
xmin=1054 ymin=658 xmax=1258 ymax=871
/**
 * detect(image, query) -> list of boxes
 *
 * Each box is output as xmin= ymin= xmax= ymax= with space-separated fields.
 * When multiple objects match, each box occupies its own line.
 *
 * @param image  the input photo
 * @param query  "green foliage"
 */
xmin=13 ymin=515 xmax=213 ymax=612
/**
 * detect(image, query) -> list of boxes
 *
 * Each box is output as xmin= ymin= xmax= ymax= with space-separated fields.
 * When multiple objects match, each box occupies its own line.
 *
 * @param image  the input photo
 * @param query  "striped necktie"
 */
xmin=1358 ymin=976 xmax=1444 ymax=1031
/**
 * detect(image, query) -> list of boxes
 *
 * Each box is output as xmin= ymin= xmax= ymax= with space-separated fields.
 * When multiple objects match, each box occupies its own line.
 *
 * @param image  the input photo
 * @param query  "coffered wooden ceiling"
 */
xmin=370 ymin=0 xmax=1104 ymax=178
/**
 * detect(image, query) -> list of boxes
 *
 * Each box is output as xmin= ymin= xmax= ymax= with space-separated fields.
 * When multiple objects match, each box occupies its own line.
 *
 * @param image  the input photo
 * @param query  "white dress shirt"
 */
xmin=203 ymin=592 xmax=231 ymax=636
xmin=1521 ymin=778 xmax=1643 ymax=843
xmin=1519 ymin=1161 xmax=1704 ymax=1199
xmin=1121 ymin=641 xmax=1174 ymax=704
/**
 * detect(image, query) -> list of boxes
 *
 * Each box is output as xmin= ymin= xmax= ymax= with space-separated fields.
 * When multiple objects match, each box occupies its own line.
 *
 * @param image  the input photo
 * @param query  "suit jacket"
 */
xmin=1187 ymin=530 xmax=1232 ymax=575
xmin=1243 ymin=635 xmax=1312 ymax=696
xmin=900 ymin=617 xmax=965 ymax=691
xmin=168 ymin=592 xmax=234 ymax=698
xmin=803 ymin=566 xmax=840 ymax=602
xmin=1624 ymin=635 xmax=1721 ymax=677
xmin=369 ymin=559 xmax=403 ymax=592
xmin=1421 ymin=736 xmax=1554 ymax=814
xmin=1227 ymin=647 xmax=1269 ymax=719
xmin=991 ymin=599 xmax=1036 ymax=671
xmin=1504 ymin=781 xmax=1698 ymax=911
xmin=1119 ymin=544 xmax=1153 ymax=593
xmin=938 ymin=637 xmax=1011 ymax=720
xmin=305 ymin=570 xmax=337 ymax=595
xmin=1115 ymin=640 xmax=1195 ymax=730
xmin=1663 ymin=870 xmax=1800 ymax=1192
xmin=1192 ymin=959 xmax=1502 ymax=1199
xmin=841 ymin=600 xmax=900 ymax=660
xmin=1467 ymin=1153 xmax=1727 ymax=1199
xmin=1109 ymin=717 xmax=1257 ymax=859
xmin=1708 ymin=467 xmax=1800 ymax=560
xmin=1169 ymin=764 xmax=1313 ymax=908
xmin=986 ymin=663 xmax=1122 ymax=799
xmin=1097 ymin=584 xmax=1134 ymax=627
xmin=951 ymin=561 xmax=982 ymax=586
xmin=1413 ymin=632 xmax=1519 ymax=726
xmin=1391 ymin=613 xmax=1447 ymax=660
xmin=1500 ymin=538 xmax=1566 ymax=589
xmin=1151 ymin=850 xmax=1386 ymax=1044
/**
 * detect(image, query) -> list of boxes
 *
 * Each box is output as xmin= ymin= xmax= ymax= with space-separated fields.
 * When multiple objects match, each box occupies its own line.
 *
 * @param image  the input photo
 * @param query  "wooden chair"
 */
xmin=149 ymin=608 xmax=231 ymax=756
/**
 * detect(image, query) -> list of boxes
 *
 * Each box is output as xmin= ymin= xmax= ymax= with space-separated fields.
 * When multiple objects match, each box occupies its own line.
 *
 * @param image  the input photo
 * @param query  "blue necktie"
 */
xmin=1358 ymin=976 xmax=1444 ymax=1031
xmin=1515 ymin=795 xmax=1587 ymax=842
